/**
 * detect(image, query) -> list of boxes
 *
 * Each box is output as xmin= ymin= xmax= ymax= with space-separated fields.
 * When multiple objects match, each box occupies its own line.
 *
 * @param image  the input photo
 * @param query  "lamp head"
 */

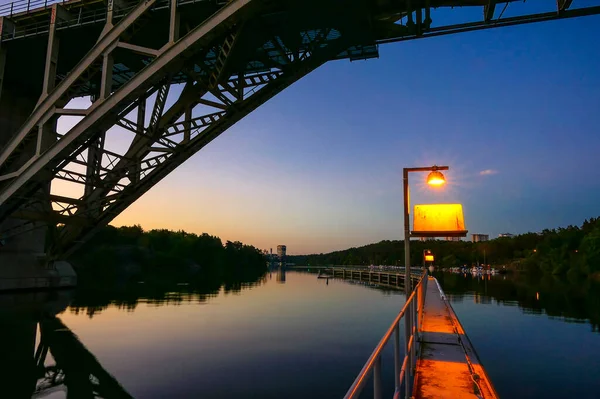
xmin=426 ymin=170 xmax=446 ymax=187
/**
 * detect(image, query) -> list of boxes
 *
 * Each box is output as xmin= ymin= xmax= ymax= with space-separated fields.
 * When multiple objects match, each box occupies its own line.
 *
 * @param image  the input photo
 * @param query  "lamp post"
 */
xmin=402 ymin=165 xmax=448 ymax=294
xmin=400 ymin=165 xmax=448 ymax=396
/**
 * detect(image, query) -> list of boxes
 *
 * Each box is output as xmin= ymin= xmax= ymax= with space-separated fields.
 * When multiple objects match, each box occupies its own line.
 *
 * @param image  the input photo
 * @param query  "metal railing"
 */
xmin=344 ymin=272 xmax=428 ymax=399
xmin=0 ymin=0 xmax=65 ymax=18
xmin=0 ymin=0 xmax=208 ymax=19
xmin=0 ymin=0 xmax=213 ymax=42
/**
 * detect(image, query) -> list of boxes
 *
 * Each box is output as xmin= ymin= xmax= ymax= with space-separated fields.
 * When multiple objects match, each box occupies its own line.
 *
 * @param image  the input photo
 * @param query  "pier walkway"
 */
xmin=324 ymin=267 xmax=412 ymax=287
xmin=414 ymin=277 xmax=498 ymax=399
xmin=343 ymin=272 xmax=498 ymax=399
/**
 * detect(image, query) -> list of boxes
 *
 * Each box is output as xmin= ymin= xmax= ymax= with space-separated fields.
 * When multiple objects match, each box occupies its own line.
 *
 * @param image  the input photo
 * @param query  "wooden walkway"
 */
xmin=413 ymin=277 xmax=499 ymax=399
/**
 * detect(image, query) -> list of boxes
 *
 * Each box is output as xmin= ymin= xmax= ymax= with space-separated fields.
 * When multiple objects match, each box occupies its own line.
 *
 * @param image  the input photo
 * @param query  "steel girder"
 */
xmin=0 ymin=0 xmax=375 ymax=258
xmin=0 ymin=0 xmax=599 ymax=259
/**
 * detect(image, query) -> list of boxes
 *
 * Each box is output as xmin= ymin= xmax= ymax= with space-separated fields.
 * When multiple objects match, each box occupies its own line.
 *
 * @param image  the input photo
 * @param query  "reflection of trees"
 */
xmin=435 ymin=273 xmax=600 ymax=332
xmin=69 ymin=268 xmax=268 ymax=318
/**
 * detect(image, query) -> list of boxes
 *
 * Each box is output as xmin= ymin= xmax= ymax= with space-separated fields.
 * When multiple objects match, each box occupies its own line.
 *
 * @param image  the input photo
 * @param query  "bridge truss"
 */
xmin=0 ymin=0 xmax=598 ymax=260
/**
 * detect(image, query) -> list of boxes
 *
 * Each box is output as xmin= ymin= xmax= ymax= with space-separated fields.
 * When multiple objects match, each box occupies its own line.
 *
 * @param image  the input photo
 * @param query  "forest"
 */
xmin=71 ymin=224 xmax=267 ymax=285
xmin=288 ymin=217 xmax=600 ymax=278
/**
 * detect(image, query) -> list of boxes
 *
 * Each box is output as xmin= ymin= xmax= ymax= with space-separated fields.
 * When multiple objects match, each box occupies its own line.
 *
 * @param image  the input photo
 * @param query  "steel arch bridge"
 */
xmin=0 ymin=0 xmax=598 ymax=261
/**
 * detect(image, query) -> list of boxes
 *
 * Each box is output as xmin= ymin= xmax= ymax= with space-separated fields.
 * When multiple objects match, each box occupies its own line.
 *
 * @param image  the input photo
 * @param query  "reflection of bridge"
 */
xmin=35 ymin=317 xmax=133 ymax=398
xmin=0 ymin=292 xmax=132 ymax=398
xmin=1 ymin=0 xmax=599 ymax=288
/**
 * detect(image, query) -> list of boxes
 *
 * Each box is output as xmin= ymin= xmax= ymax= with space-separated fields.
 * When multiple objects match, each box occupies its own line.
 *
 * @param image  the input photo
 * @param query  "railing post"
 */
xmin=417 ymin=278 xmax=424 ymax=335
xmin=394 ymin=322 xmax=400 ymax=391
xmin=373 ymin=355 xmax=382 ymax=399
xmin=404 ymin=306 xmax=411 ymax=398
xmin=410 ymin=290 xmax=417 ymax=376
xmin=27 ymin=0 xmax=30 ymax=12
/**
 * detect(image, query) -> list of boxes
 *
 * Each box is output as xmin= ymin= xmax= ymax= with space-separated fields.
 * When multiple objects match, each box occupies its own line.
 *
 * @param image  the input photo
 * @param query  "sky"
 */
xmin=48 ymin=2 xmax=600 ymax=254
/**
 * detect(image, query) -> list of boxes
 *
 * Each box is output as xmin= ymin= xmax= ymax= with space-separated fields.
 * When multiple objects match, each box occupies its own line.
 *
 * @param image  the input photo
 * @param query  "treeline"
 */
xmin=524 ymin=217 xmax=600 ymax=276
xmin=289 ymin=217 xmax=600 ymax=278
xmin=71 ymin=225 xmax=267 ymax=284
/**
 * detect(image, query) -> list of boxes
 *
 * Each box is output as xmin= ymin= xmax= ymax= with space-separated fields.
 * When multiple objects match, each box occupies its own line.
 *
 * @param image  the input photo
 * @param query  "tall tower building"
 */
xmin=277 ymin=245 xmax=287 ymax=261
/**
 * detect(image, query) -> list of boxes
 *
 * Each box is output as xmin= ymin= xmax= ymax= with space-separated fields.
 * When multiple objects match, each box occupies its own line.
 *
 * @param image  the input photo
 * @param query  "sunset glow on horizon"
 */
xmin=54 ymin=9 xmax=600 ymax=255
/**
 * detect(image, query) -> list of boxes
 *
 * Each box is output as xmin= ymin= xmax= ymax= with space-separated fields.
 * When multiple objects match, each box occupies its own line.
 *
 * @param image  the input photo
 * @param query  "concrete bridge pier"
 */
xmin=0 ymin=70 xmax=76 ymax=291
xmin=0 ymin=220 xmax=77 ymax=290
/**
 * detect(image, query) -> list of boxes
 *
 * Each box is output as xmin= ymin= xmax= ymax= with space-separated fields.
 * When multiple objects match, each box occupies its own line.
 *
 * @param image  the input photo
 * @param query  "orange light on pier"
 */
xmin=412 ymin=204 xmax=468 ymax=238
xmin=426 ymin=170 xmax=446 ymax=186
xmin=424 ymin=254 xmax=434 ymax=262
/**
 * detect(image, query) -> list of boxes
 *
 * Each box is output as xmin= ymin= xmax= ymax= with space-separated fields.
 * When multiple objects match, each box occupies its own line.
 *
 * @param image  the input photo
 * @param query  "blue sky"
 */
xmin=90 ymin=5 xmax=600 ymax=254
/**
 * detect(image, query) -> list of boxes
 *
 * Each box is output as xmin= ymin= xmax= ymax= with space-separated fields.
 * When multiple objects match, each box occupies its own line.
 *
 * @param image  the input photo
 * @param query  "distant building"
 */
xmin=498 ymin=233 xmax=514 ymax=238
xmin=471 ymin=234 xmax=489 ymax=242
xmin=419 ymin=237 xmax=436 ymax=242
xmin=277 ymin=245 xmax=287 ymax=260
xmin=446 ymin=237 xmax=461 ymax=242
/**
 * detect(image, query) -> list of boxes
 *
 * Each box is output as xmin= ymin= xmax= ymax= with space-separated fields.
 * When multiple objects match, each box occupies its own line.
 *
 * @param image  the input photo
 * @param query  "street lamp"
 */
xmin=402 ymin=165 xmax=448 ymax=295
xmin=426 ymin=170 xmax=446 ymax=186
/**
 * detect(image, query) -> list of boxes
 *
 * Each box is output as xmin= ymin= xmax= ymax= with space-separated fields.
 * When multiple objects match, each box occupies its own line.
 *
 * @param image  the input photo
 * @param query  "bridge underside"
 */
xmin=0 ymin=0 xmax=599 ymax=281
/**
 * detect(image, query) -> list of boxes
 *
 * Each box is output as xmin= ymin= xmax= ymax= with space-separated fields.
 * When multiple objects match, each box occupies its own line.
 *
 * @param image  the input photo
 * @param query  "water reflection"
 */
xmin=70 ymin=270 xmax=267 ymax=318
xmin=0 ymin=290 xmax=132 ymax=399
xmin=2 ymin=270 xmax=598 ymax=399
xmin=276 ymin=267 xmax=286 ymax=283
xmin=0 ymin=267 xmax=270 ymax=398
xmin=434 ymin=272 xmax=600 ymax=332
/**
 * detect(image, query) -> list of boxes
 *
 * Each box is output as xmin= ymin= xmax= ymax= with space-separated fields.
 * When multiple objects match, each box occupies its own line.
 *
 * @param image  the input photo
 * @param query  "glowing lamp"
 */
xmin=424 ymin=255 xmax=434 ymax=262
xmin=426 ymin=170 xmax=446 ymax=186
xmin=412 ymin=204 xmax=468 ymax=238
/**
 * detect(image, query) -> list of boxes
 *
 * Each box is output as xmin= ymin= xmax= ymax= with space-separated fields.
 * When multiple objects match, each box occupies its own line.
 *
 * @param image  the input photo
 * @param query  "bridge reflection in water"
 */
xmin=0 ymin=291 xmax=132 ymax=399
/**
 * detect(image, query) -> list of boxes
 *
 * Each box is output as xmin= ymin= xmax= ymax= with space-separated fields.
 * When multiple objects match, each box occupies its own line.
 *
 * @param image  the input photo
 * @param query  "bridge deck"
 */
xmin=413 ymin=277 xmax=498 ymax=399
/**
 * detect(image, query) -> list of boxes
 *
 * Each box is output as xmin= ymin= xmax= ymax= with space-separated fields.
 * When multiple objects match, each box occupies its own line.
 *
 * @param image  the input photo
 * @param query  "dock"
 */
xmin=343 ymin=272 xmax=498 ymax=399
xmin=413 ymin=276 xmax=498 ymax=399
xmin=325 ymin=268 xmax=407 ymax=286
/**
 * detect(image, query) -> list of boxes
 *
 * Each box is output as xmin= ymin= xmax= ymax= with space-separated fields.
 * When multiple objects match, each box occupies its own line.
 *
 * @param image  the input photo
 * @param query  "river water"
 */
xmin=1 ymin=269 xmax=599 ymax=398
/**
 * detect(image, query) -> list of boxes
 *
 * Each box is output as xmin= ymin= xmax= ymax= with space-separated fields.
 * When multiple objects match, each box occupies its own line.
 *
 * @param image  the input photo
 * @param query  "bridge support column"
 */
xmin=169 ymin=0 xmax=180 ymax=43
xmin=0 ymin=81 xmax=76 ymax=291
xmin=0 ymin=234 xmax=77 ymax=291
xmin=0 ymin=21 xmax=11 ymax=103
